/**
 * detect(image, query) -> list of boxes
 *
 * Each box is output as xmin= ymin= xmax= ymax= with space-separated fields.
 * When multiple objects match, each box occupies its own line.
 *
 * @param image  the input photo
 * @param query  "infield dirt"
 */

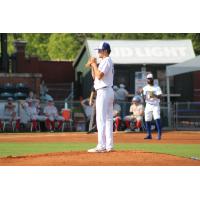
xmin=0 ymin=131 xmax=200 ymax=166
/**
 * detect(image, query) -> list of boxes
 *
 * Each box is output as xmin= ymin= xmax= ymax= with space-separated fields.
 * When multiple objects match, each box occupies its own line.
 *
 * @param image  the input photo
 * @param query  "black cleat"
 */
xmin=144 ymin=136 xmax=152 ymax=139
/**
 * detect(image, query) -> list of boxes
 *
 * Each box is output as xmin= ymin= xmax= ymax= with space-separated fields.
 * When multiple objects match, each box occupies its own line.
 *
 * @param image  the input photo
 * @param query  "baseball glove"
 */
xmin=85 ymin=57 xmax=97 ymax=68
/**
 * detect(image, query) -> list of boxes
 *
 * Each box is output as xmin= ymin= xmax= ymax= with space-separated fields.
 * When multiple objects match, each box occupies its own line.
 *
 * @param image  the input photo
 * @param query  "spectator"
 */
xmin=87 ymin=88 xmax=97 ymax=133
xmin=26 ymin=90 xmax=35 ymax=100
xmin=116 ymin=83 xmax=129 ymax=101
xmin=40 ymin=80 xmax=48 ymax=97
xmin=81 ymin=98 xmax=93 ymax=121
xmin=40 ymin=93 xmax=53 ymax=102
xmin=21 ymin=98 xmax=46 ymax=131
xmin=26 ymin=91 xmax=42 ymax=110
xmin=113 ymin=85 xmax=119 ymax=100
xmin=43 ymin=98 xmax=64 ymax=132
xmin=113 ymin=99 xmax=121 ymax=132
xmin=3 ymin=97 xmax=20 ymax=131
xmin=124 ymin=95 xmax=144 ymax=132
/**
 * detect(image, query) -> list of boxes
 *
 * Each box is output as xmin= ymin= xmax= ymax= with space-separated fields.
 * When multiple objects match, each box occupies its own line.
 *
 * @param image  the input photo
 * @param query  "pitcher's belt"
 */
xmin=96 ymin=86 xmax=112 ymax=91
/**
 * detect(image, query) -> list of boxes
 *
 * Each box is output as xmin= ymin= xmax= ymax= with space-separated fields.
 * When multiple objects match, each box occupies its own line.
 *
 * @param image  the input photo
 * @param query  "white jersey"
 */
xmin=26 ymin=106 xmax=38 ymax=118
xmin=4 ymin=104 xmax=16 ymax=117
xmin=143 ymin=84 xmax=162 ymax=105
xmin=94 ymin=57 xmax=114 ymax=90
xmin=130 ymin=104 xmax=144 ymax=118
xmin=44 ymin=105 xmax=58 ymax=118
xmin=113 ymin=103 xmax=121 ymax=117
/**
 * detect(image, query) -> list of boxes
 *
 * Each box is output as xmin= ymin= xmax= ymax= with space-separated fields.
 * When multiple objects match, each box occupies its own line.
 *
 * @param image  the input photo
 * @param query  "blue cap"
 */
xmin=95 ymin=42 xmax=111 ymax=51
xmin=132 ymin=96 xmax=141 ymax=102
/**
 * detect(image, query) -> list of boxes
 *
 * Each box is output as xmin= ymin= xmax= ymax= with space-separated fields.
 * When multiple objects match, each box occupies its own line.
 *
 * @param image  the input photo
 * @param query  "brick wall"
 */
xmin=17 ymin=59 xmax=74 ymax=83
xmin=13 ymin=41 xmax=74 ymax=84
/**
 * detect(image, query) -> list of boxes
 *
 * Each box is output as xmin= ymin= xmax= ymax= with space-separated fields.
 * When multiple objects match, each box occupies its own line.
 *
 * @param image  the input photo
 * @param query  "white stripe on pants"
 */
xmin=96 ymin=87 xmax=114 ymax=150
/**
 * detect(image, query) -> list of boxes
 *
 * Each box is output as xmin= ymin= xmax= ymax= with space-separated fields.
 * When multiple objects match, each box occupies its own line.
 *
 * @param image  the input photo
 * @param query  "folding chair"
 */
xmin=3 ymin=120 xmax=16 ymax=132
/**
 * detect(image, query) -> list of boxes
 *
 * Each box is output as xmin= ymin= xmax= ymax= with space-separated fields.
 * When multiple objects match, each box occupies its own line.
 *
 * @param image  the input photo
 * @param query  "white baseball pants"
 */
xmin=144 ymin=103 xmax=160 ymax=121
xmin=96 ymin=87 xmax=114 ymax=150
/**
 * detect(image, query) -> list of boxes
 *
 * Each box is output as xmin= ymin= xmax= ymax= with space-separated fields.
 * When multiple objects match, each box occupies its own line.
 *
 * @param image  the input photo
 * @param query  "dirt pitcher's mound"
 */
xmin=0 ymin=150 xmax=200 ymax=166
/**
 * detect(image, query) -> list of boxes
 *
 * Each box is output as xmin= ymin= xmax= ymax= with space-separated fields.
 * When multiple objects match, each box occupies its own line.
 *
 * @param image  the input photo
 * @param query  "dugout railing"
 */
xmin=4 ymin=99 xmax=200 ymax=132
xmin=65 ymin=100 xmax=175 ymax=131
xmin=174 ymin=102 xmax=200 ymax=130
xmin=114 ymin=101 xmax=174 ymax=129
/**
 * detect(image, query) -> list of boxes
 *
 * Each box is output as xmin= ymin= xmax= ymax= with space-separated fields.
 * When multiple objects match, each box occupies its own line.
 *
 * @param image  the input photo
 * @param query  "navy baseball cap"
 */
xmin=95 ymin=42 xmax=111 ymax=51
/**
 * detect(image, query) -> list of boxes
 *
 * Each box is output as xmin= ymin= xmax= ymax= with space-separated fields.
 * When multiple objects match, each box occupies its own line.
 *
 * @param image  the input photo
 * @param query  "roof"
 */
xmin=166 ymin=55 xmax=200 ymax=76
xmin=73 ymin=39 xmax=195 ymax=65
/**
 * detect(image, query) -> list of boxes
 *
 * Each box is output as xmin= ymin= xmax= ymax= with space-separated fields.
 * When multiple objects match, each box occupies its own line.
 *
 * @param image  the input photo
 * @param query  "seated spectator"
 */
xmin=116 ymin=84 xmax=129 ymax=101
xmin=124 ymin=95 xmax=144 ymax=132
xmin=21 ymin=99 xmax=46 ymax=131
xmin=3 ymin=97 xmax=20 ymax=130
xmin=113 ymin=99 xmax=121 ymax=132
xmin=43 ymin=98 xmax=64 ymax=132
xmin=26 ymin=91 xmax=40 ymax=106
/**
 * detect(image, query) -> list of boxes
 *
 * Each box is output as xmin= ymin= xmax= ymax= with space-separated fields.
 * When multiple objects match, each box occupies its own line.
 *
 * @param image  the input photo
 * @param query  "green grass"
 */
xmin=0 ymin=142 xmax=200 ymax=160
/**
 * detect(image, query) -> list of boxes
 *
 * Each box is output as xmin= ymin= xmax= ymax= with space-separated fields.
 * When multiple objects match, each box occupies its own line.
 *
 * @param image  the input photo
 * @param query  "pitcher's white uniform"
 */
xmin=143 ymin=84 xmax=162 ymax=121
xmin=94 ymin=56 xmax=114 ymax=151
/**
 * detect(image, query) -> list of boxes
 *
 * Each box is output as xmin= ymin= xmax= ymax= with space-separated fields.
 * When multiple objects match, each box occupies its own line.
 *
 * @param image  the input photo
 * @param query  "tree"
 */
xmin=187 ymin=33 xmax=200 ymax=55
xmin=7 ymin=33 xmax=51 ymax=60
xmin=6 ymin=33 xmax=200 ymax=61
xmin=21 ymin=33 xmax=51 ymax=60
xmin=48 ymin=33 xmax=84 ymax=60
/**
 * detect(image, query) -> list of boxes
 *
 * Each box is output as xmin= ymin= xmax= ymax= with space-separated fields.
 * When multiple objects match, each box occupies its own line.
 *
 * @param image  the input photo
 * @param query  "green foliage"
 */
xmin=7 ymin=33 xmax=51 ymax=60
xmin=21 ymin=33 xmax=51 ymax=60
xmin=47 ymin=33 xmax=80 ymax=60
xmin=187 ymin=33 xmax=200 ymax=55
xmin=6 ymin=33 xmax=200 ymax=60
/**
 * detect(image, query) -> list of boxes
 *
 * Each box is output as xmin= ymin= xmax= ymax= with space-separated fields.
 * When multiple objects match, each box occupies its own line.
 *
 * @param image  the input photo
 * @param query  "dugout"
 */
xmin=166 ymin=55 xmax=200 ymax=127
xmin=73 ymin=39 xmax=195 ymax=101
